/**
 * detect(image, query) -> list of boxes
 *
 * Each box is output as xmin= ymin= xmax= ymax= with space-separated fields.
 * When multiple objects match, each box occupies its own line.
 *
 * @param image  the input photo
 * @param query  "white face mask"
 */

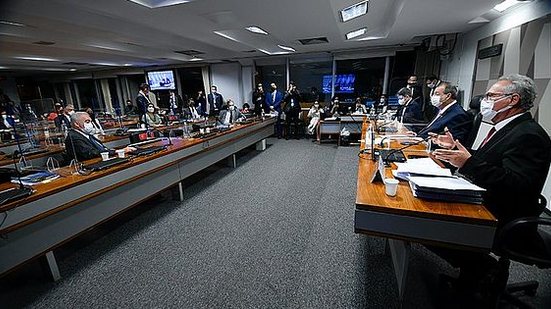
xmin=314 ymin=104 xmax=320 ymax=109
xmin=379 ymin=99 xmax=385 ymax=103
xmin=427 ymin=82 xmax=436 ymax=89
xmin=398 ymin=98 xmax=406 ymax=105
xmin=430 ymin=95 xmax=443 ymax=107
xmin=229 ymin=105 xmax=235 ymax=111
xmin=480 ymin=96 xmax=513 ymax=123
xmin=147 ymin=107 xmax=155 ymax=113
xmin=83 ymin=122 xmax=95 ymax=134
xmin=1 ymin=114 xmax=6 ymax=119
xmin=68 ymin=110 xmax=75 ymax=115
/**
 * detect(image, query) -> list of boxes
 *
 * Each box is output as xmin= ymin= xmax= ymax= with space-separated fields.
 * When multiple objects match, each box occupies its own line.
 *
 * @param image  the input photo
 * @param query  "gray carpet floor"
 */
xmin=1 ymin=138 xmax=550 ymax=308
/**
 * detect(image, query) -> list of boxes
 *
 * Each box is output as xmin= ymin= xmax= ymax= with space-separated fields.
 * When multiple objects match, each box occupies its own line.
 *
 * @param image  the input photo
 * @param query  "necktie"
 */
xmin=229 ymin=110 xmax=234 ymax=123
xmin=89 ymin=135 xmax=107 ymax=151
xmin=480 ymin=127 xmax=496 ymax=148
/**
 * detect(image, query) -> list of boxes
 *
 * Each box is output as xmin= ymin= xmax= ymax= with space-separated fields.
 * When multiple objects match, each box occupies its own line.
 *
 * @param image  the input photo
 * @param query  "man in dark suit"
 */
xmin=265 ymin=82 xmax=284 ymax=138
xmin=406 ymin=75 xmax=423 ymax=104
xmin=430 ymin=74 xmax=551 ymax=306
xmin=54 ymin=104 xmax=74 ymax=130
xmin=207 ymin=85 xmax=224 ymax=116
xmin=252 ymin=83 xmax=266 ymax=116
xmin=218 ymin=100 xmax=245 ymax=125
xmin=283 ymin=81 xmax=302 ymax=140
xmin=394 ymin=87 xmax=424 ymax=130
xmin=65 ymin=112 xmax=135 ymax=161
xmin=416 ymin=82 xmax=472 ymax=143
xmin=135 ymin=83 xmax=151 ymax=117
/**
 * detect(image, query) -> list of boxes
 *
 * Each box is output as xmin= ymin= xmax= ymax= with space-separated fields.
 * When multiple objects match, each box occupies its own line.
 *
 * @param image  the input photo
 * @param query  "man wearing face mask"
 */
xmin=406 ymin=75 xmax=423 ymax=103
xmin=218 ymin=99 xmax=244 ymax=126
xmin=425 ymin=75 xmax=441 ymax=120
xmin=415 ymin=82 xmax=471 ymax=143
xmin=394 ymin=88 xmax=423 ymax=126
xmin=207 ymin=85 xmax=224 ymax=116
xmin=253 ymin=83 xmax=266 ymax=116
xmin=65 ymin=112 xmax=135 ymax=161
xmin=429 ymin=74 xmax=551 ymax=306
xmin=55 ymin=104 xmax=74 ymax=130
xmin=283 ymin=81 xmax=303 ymax=139
xmin=265 ymin=82 xmax=284 ymax=138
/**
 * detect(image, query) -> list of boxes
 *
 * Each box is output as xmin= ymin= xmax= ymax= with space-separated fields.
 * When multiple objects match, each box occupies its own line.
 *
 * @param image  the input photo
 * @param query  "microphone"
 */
xmin=382 ymin=119 xmax=473 ymax=163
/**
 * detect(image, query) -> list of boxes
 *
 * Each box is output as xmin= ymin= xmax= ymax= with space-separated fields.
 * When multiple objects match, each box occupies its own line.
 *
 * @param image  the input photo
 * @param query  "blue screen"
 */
xmin=147 ymin=70 xmax=175 ymax=90
xmin=322 ymin=74 xmax=355 ymax=94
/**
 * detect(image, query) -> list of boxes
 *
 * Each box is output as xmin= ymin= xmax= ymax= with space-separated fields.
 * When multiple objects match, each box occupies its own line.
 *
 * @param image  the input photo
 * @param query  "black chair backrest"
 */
xmin=496 ymin=195 xmax=551 ymax=268
xmin=466 ymin=94 xmax=483 ymax=118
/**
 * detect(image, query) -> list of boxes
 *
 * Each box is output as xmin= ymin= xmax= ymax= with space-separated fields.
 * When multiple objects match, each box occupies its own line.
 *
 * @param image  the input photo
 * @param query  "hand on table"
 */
xmin=124 ymin=146 xmax=137 ymax=153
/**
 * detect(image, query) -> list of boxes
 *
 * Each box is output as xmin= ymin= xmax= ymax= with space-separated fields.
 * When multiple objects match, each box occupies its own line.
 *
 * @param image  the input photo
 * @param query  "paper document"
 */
xmin=408 ymin=176 xmax=486 ymax=191
xmin=395 ymin=158 xmax=452 ymax=177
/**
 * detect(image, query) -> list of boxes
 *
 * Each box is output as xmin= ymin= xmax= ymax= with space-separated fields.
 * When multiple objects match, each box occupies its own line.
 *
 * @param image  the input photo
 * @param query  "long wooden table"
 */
xmin=0 ymin=117 xmax=276 ymax=278
xmin=354 ymin=120 xmax=497 ymax=301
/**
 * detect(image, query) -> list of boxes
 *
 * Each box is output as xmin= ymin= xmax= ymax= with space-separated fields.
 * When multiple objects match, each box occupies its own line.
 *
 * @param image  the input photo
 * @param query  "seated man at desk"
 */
xmin=218 ymin=100 xmax=244 ymax=126
xmin=65 ymin=112 xmax=135 ymax=161
xmin=414 ymin=82 xmax=471 ymax=143
xmin=394 ymin=87 xmax=423 ymax=126
xmin=430 ymin=74 xmax=551 ymax=306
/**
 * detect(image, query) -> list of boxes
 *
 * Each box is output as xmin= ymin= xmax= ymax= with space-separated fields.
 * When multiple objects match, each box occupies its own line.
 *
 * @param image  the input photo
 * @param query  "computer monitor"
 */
xmin=147 ymin=70 xmax=175 ymax=90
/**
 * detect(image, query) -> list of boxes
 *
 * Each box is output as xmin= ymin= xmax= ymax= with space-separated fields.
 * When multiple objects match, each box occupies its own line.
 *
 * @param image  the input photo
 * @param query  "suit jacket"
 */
xmin=64 ymin=129 xmax=112 ymax=161
xmin=459 ymin=113 xmax=551 ymax=227
xmin=135 ymin=92 xmax=150 ymax=116
xmin=207 ymin=93 xmax=224 ymax=115
xmin=395 ymin=98 xmax=424 ymax=124
xmin=417 ymin=102 xmax=472 ymax=143
xmin=54 ymin=114 xmax=71 ymax=129
xmin=218 ymin=108 xmax=244 ymax=125
xmin=265 ymin=90 xmax=284 ymax=112
xmin=282 ymin=90 xmax=302 ymax=115
xmin=253 ymin=91 xmax=267 ymax=115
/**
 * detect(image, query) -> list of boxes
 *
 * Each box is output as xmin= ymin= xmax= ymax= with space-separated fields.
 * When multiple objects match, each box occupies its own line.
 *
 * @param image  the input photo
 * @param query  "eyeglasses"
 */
xmin=484 ymin=92 xmax=514 ymax=100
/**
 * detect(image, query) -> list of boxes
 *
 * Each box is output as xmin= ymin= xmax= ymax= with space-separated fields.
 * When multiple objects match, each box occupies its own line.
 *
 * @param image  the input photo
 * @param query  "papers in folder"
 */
xmin=392 ymin=158 xmax=452 ymax=180
xmin=408 ymin=175 xmax=485 ymax=204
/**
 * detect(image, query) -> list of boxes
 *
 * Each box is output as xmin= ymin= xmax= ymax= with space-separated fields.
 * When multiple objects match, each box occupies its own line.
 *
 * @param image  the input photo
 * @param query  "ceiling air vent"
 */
xmin=63 ymin=62 xmax=89 ymax=66
xmin=33 ymin=41 xmax=55 ymax=45
xmin=298 ymin=37 xmax=329 ymax=45
xmin=174 ymin=50 xmax=205 ymax=56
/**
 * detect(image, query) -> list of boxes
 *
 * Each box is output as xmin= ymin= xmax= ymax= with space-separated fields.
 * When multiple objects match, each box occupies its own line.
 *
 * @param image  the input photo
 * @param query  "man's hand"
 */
xmin=433 ymin=140 xmax=471 ymax=168
xmin=124 ymin=146 xmax=137 ymax=153
xmin=429 ymin=128 xmax=455 ymax=149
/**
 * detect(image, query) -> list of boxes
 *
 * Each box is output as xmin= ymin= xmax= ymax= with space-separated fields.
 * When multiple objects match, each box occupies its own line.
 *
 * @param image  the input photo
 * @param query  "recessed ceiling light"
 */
xmin=245 ymin=26 xmax=269 ymax=35
xmin=340 ymin=1 xmax=369 ymax=22
xmin=189 ymin=58 xmax=203 ymax=61
xmin=93 ymin=62 xmax=119 ymax=66
xmin=127 ymin=0 xmax=191 ymax=9
xmin=16 ymin=56 xmax=58 ymax=62
xmin=213 ymin=31 xmax=240 ymax=42
xmin=346 ymin=27 xmax=367 ymax=40
xmin=0 ymin=20 xmax=26 ymax=27
xmin=493 ymin=0 xmax=531 ymax=12
xmin=123 ymin=63 xmax=133 ymax=66
xmin=69 ymin=68 xmax=77 ymax=71
xmin=277 ymin=45 xmax=296 ymax=52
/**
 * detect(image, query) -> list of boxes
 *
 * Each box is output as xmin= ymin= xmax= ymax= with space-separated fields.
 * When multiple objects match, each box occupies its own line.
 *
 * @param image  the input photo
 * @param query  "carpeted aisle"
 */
xmin=0 ymin=138 xmax=549 ymax=308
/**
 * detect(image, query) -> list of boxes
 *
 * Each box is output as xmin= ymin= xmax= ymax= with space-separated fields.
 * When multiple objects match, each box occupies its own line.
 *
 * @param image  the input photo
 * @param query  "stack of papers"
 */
xmin=11 ymin=171 xmax=60 ymax=186
xmin=392 ymin=158 xmax=452 ymax=180
xmin=408 ymin=175 xmax=485 ymax=204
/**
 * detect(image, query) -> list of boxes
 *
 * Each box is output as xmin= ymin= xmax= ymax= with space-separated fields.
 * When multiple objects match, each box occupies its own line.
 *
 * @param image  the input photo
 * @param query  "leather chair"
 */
xmin=466 ymin=94 xmax=483 ymax=119
xmin=495 ymin=195 xmax=551 ymax=308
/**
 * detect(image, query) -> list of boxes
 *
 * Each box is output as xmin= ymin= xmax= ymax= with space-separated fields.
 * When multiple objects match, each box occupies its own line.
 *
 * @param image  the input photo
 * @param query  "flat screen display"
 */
xmin=147 ymin=70 xmax=175 ymax=90
xmin=322 ymin=74 xmax=355 ymax=94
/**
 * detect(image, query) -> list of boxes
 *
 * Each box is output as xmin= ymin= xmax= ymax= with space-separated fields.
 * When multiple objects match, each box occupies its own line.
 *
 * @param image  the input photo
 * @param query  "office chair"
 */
xmin=495 ymin=195 xmax=551 ymax=308
xmin=466 ymin=94 xmax=483 ymax=119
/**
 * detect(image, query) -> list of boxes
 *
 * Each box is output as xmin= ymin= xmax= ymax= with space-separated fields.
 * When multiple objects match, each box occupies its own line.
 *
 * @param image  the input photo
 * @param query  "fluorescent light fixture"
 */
xmin=258 ymin=49 xmax=291 ymax=56
xmin=213 ymin=31 xmax=240 ymax=42
xmin=69 ymin=68 xmax=77 ymax=71
xmin=189 ymin=58 xmax=203 ymax=61
xmin=87 ymin=44 xmax=127 ymax=52
xmin=340 ymin=1 xmax=368 ymax=22
xmin=123 ymin=63 xmax=133 ymax=66
xmin=277 ymin=45 xmax=296 ymax=52
xmin=16 ymin=56 xmax=58 ymax=62
xmin=127 ymin=0 xmax=191 ymax=9
xmin=0 ymin=20 xmax=26 ymax=27
xmin=346 ymin=27 xmax=367 ymax=40
xmin=245 ymin=26 xmax=268 ymax=35
xmin=0 ymin=66 xmax=9 ymax=69
xmin=93 ymin=62 xmax=119 ymax=66
xmin=493 ymin=0 xmax=529 ymax=12
xmin=357 ymin=36 xmax=384 ymax=41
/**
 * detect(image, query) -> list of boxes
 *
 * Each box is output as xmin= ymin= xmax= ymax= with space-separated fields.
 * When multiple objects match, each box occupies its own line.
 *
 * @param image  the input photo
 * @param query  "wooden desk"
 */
xmin=0 ymin=117 xmax=276 ymax=278
xmin=354 ymin=120 xmax=497 ymax=301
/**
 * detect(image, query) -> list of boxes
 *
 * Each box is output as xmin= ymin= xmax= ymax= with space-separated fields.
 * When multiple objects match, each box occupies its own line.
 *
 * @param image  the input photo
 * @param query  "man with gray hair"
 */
xmin=430 ymin=74 xmax=551 ymax=306
xmin=65 ymin=112 xmax=135 ymax=161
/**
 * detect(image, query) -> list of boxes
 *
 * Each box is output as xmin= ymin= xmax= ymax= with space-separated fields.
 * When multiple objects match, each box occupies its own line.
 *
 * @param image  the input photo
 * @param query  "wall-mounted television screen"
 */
xmin=147 ymin=70 xmax=175 ymax=90
xmin=322 ymin=74 xmax=355 ymax=94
